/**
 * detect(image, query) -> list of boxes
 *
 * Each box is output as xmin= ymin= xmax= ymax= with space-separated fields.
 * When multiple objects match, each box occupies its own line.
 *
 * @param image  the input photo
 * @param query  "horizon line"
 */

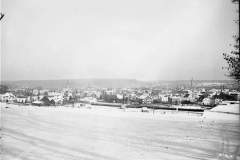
xmin=0 ymin=78 xmax=233 ymax=82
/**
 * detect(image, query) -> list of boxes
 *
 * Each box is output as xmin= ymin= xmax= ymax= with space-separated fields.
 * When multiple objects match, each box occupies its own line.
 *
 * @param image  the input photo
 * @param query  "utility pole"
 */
xmin=190 ymin=77 xmax=193 ymax=89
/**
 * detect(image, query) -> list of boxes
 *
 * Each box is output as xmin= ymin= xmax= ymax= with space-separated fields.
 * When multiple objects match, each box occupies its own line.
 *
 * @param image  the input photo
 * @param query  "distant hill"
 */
xmin=1 ymin=79 xmax=234 ymax=89
xmin=1 ymin=79 xmax=150 ymax=89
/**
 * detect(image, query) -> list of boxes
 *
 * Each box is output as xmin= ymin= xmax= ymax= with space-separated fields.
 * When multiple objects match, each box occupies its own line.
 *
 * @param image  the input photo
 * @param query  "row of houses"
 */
xmin=99 ymin=88 xmax=240 ymax=106
xmin=0 ymin=92 xmax=64 ymax=105
xmin=1 ymin=87 xmax=239 ymax=107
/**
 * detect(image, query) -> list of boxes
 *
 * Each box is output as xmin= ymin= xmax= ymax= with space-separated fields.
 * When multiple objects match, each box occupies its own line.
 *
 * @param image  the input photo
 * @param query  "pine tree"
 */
xmin=223 ymin=0 xmax=239 ymax=90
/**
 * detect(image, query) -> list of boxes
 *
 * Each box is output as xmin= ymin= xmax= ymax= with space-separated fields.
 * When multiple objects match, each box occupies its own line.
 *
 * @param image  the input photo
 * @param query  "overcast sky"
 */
xmin=1 ymin=0 xmax=238 ymax=81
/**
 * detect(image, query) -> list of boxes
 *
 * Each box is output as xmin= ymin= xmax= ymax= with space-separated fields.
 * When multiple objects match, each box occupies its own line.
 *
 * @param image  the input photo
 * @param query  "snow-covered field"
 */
xmin=211 ymin=103 xmax=240 ymax=114
xmin=1 ymin=103 xmax=240 ymax=160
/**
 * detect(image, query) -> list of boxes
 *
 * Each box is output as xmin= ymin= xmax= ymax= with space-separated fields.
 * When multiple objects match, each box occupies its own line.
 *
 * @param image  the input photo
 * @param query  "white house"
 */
xmin=202 ymin=98 xmax=215 ymax=106
xmin=0 ymin=92 xmax=15 ymax=102
xmin=159 ymin=95 xmax=168 ymax=103
xmin=116 ymin=94 xmax=123 ymax=100
xmin=16 ymin=96 xmax=27 ymax=103
xmin=48 ymin=95 xmax=64 ymax=105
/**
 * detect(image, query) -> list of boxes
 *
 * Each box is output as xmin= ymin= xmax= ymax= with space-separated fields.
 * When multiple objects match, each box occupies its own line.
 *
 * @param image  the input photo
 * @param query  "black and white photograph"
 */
xmin=0 ymin=0 xmax=240 ymax=159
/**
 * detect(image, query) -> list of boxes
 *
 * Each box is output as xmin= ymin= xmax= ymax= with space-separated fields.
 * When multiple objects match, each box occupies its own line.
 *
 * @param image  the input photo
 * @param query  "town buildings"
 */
xmin=0 ymin=84 xmax=239 ymax=108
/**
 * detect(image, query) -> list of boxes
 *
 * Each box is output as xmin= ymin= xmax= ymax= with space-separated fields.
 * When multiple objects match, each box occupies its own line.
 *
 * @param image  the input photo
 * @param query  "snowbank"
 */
xmin=211 ymin=103 xmax=239 ymax=114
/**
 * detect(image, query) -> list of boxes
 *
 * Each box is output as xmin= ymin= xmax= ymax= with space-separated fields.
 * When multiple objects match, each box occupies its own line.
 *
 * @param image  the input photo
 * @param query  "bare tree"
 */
xmin=0 ymin=13 xmax=4 ymax=21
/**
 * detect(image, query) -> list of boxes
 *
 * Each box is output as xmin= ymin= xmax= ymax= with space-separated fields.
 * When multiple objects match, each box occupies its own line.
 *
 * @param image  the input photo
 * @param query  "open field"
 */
xmin=1 ymin=103 xmax=240 ymax=160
